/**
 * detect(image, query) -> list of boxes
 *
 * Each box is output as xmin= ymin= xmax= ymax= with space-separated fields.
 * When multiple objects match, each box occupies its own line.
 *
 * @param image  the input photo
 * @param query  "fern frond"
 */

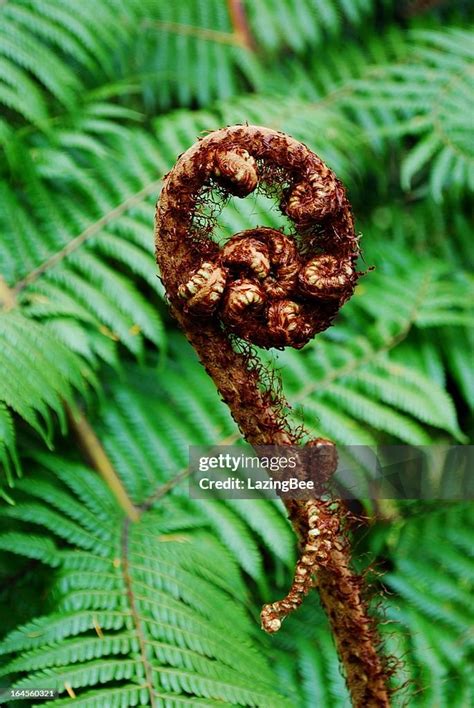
xmin=0 ymin=0 xmax=145 ymax=124
xmin=270 ymin=255 xmax=467 ymax=443
xmin=442 ymin=327 xmax=474 ymax=409
xmin=346 ymin=28 xmax=474 ymax=200
xmin=191 ymin=499 xmax=264 ymax=583
xmin=0 ymin=312 xmax=92 ymax=460
xmin=245 ymin=0 xmax=395 ymax=54
xmin=378 ymin=503 xmax=474 ymax=705
xmin=136 ymin=1 xmax=262 ymax=110
xmin=0 ymin=465 xmax=293 ymax=706
xmin=0 ymin=402 xmax=19 ymax=488
xmin=224 ymin=498 xmax=295 ymax=568
xmin=0 ymin=128 xmax=166 ymax=408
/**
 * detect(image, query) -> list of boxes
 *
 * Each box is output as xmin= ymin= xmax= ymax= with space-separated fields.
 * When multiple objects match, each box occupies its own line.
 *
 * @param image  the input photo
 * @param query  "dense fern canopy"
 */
xmin=0 ymin=1 xmax=472 ymax=706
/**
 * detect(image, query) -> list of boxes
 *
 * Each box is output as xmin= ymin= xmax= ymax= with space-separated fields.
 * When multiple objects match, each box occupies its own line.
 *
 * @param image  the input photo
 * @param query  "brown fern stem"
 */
xmin=155 ymin=125 xmax=390 ymax=706
xmin=121 ymin=518 xmax=156 ymax=706
xmin=227 ymin=0 xmax=254 ymax=50
xmin=67 ymin=407 xmax=140 ymax=522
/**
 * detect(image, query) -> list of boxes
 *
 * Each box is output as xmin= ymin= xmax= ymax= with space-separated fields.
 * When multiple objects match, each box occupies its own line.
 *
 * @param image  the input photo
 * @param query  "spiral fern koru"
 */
xmin=155 ymin=125 xmax=391 ymax=707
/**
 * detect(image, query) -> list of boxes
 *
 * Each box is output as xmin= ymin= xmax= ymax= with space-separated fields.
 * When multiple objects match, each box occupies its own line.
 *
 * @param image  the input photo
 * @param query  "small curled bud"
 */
xmin=299 ymin=255 xmax=354 ymax=300
xmin=264 ymin=261 xmax=300 ymax=299
xmin=267 ymin=299 xmax=314 ymax=348
xmin=283 ymin=167 xmax=344 ymax=224
xmin=178 ymin=262 xmax=227 ymax=315
xmin=260 ymin=605 xmax=282 ymax=633
xmin=214 ymin=148 xmax=258 ymax=197
xmin=256 ymin=229 xmax=300 ymax=298
xmin=222 ymin=279 xmax=265 ymax=324
xmin=221 ymin=236 xmax=270 ymax=280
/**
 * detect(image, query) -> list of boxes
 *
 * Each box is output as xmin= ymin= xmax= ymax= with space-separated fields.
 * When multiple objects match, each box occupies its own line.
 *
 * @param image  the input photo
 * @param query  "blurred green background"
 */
xmin=0 ymin=1 xmax=472 ymax=706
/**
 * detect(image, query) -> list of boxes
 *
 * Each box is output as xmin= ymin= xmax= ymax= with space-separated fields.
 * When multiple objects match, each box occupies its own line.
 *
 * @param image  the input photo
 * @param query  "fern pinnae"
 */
xmin=2 ymin=504 xmax=113 ymax=556
xmin=295 ymin=397 xmax=377 ymax=445
xmin=93 ymin=234 xmax=160 ymax=292
xmin=190 ymin=498 xmax=264 ymax=582
xmin=0 ymin=610 xmax=128 ymax=655
xmin=46 ymin=269 xmax=144 ymax=355
xmin=35 ymin=456 xmax=120 ymax=523
xmin=0 ymin=632 xmax=138 ymax=677
xmin=10 ymin=657 xmax=142 ymax=694
xmin=13 ymin=479 xmax=114 ymax=541
xmin=0 ymin=532 xmax=59 ymax=567
xmin=224 ymin=498 xmax=296 ymax=568
xmin=0 ymin=56 xmax=47 ymax=125
xmin=66 ymin=250 xmax=163 ymax=346
xmin=126 ymin=560 xmax=250 ymax=631
xmin=0 ymin=464 xmax=291 ymax=704
xmin=21 ymin=280 xmax=99 ymax=325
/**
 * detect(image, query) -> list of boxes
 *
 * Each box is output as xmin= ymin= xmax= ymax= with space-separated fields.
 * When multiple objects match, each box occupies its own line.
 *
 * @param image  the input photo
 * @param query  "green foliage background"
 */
xmin=0 ymin=1 xmax=473 ymax=706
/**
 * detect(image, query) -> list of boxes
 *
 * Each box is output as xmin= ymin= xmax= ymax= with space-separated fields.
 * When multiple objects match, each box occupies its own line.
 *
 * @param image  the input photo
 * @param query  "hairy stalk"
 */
xmin=155 ymin=125 xmax=390 ymax=706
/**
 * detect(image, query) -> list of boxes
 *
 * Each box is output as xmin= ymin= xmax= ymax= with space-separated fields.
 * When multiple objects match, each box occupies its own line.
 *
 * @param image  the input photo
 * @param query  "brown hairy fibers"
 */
xmin=155 ymin=125 xmax=390 ymax=707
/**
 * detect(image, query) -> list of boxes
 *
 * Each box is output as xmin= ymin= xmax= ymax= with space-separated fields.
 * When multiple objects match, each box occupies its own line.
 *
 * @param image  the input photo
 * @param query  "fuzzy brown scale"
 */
xmin=155 ymin=125 xmax=391 ymax=708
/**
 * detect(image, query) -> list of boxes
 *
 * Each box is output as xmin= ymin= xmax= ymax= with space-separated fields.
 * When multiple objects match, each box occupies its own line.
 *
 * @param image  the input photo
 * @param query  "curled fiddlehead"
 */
xmin=155 ymin=125 xmax=390 ymax=707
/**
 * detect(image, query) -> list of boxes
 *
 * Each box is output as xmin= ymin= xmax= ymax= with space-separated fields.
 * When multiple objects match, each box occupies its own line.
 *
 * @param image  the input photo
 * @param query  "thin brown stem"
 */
xmin=121 ymin=518 xmax=156 ymax=706
xmin=404 ymin=0 xmax=447 ymax=17
xmin=142 ymin=3 xmax=254 ymax=50
xmin=0 ymin=276 xmax=16 ymax=310
xmin=155 ymin=125 xmax=391 ymax=706
xmin=142 ymin=19 xmax=243 ymax=47
xmin=67 ymin=407 xmax=140 ymax=522
xmin=227 ymin=0 xmax=254 ymax=50
xmin=140 ymin=432 xmax=239 ymax=512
